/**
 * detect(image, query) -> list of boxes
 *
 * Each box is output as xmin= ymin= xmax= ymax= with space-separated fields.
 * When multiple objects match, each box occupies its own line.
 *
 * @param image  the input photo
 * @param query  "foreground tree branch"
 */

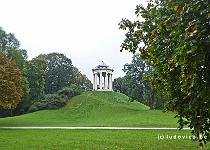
xmin=119 ymin=0 xmax=210 ymax=148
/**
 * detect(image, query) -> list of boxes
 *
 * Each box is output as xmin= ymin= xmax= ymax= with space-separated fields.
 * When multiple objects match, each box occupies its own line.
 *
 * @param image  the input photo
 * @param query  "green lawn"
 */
xmin=0 ymin=129 xmax=209 ymax=150
xmin=0 ymin=92 xmax=209 ymax=149
xmin=0 ymin=92 xmax=177 ymax=127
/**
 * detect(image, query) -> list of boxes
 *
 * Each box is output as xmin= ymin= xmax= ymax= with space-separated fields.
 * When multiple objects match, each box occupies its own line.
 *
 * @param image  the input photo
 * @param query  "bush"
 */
xmin=28 ymin=84 xmax=82 ymax=113
xmin=28 ymin=102 xmax=44 ymax=112
xmin=57 ymin=84 xmax=81 ymax=99
xmin=28 ymin=94 xmax=66 ymax=112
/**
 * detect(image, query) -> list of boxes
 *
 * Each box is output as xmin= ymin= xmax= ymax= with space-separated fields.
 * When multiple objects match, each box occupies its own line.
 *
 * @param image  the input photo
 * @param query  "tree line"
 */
xmin=0 ymin=27 xmax=92 ymax=117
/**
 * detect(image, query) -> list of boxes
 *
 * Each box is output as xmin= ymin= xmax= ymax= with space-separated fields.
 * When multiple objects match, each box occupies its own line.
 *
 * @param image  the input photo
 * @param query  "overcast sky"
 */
xmin=0 ymin=0 xmax=147 ymax=81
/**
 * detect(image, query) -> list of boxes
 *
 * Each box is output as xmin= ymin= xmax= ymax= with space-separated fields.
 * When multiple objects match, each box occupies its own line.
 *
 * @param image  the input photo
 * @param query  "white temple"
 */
xmin=92 ymin=61 xmax=114 ymax=91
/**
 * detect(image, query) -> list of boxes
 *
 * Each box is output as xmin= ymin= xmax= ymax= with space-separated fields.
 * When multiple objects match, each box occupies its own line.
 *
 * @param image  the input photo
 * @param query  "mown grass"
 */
xmin=0 ymin=92 xmax=177 ymax=127
xmin=0 ymin=129 xmax=209 ymax=150
xmin=0 ymin=92 xmax=209 ymax=149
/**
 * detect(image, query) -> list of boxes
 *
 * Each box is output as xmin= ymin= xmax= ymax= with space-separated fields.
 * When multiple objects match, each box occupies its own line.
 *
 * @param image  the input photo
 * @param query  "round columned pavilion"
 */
xmin=92 ymin=61 xmax=114 ymax=91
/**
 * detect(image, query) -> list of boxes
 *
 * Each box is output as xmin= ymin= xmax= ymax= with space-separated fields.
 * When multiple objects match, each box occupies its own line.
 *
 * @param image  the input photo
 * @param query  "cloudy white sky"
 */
xmin=0 ymin=0 xmax=147 ymax=81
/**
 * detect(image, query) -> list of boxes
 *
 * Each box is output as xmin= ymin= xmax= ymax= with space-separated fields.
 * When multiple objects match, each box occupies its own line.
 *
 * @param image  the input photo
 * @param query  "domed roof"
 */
xmin=92 ymin=61 xmax=114 ymax=71
xmin=97 ymin=61 xmax=108 ymax=68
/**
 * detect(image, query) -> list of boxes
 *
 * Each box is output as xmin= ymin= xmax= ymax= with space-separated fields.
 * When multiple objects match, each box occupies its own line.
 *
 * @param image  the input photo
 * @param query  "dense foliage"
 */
xmin=37 ymin=53 xmax=74 ymax=94
xmin=25 ymin=57 xmax=46 ymax=102
xmin=113 ymin=54 xmax=163 ymax=109
xmin=58 ymin=84 xmax=82 ymax=99
xmin=28 ymin=94 xmax=65 ymax=112
xmin=0 ymin=27 xmax=20 ymax=51
xmin=119 ymin=0 xmax=210 ymax=147
xmin=0 ymin=53 xmax=23 ymax=110
xmin=28 ymin=84 xmax=81 ymax=112
xmin=36 ymin=53 xmax=92 ymax=94
xmin=72 ymin=66 xmax=93 ymax=90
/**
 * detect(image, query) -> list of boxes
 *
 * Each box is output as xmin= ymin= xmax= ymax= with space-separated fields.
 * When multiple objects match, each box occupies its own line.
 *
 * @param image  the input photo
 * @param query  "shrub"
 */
xmin=57 ymin=84 xmax=81 ymax=99
xmin=28 ymin=84 xmax=82 ymax=113
xmin=28 ymin=94 xmax=66 ymax=112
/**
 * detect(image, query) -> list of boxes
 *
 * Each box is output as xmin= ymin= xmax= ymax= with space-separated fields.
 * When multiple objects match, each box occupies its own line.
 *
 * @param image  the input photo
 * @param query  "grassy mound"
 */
xmin=0 ymin=91 xmax=177 ymax=127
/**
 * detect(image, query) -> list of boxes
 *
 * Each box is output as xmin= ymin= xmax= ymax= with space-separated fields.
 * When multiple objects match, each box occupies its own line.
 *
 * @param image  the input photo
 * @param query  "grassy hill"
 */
xmin=0 ymin=91 xmax=178 ymax=127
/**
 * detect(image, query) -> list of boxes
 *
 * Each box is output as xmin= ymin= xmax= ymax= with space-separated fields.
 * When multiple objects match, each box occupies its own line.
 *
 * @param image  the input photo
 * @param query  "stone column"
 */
xmin=108 ymin=74 xmax=111 ymax=90
xmin=107 ymin=74 xmax=109 ymax=89
xmin=94 ymin=73 xmax=97 ymax=90
xmin=93 ymin=73 xmax=95 ymax=90
xmin=105 ymin=73 xmax=108 ymax=90
xmin=103 ymin=75 xmax=105 ymax=89
xmin=96 ymin=74 xmax=98 ymax=90
xmin=100 ymin=72 xmax=103 ymax=89
xmin=110 ymin=74 xmax=113 ymax=91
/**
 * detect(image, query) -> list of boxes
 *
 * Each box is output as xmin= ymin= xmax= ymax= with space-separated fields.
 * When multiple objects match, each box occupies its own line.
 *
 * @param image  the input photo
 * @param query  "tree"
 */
xmin=113 ymin=53 xmax=162 ymax=109
xmin=0 ymin=27 xmax=27 ymax=71
xmin=37 ymin=53 xmax=74 ymax=94
xmin=123 ymin=54 xmax=149 ymax=100
xmin=13 ymin=76 xmax=30 ymax=115
xmin=0 ymin=27 xmax=30 ymax=116
xmin=113 ymin=77 xmax=128 ymax=94
xmin=0 ymin=27 xmax=20 ymax=53
xmin=72 ymin=66 xmax=93 ymax=90
xmin=25 ymin=57 xmax=45 ymax=103
xmin=6 ymin=49 xmax=30 ymax=115
xmin=119 ymin=0 xmax=210 ymax=147
xmin=0 ymin=53 xmax=23 ymax=110
xmin=6 ymin=48 xmax=28 ymax=71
